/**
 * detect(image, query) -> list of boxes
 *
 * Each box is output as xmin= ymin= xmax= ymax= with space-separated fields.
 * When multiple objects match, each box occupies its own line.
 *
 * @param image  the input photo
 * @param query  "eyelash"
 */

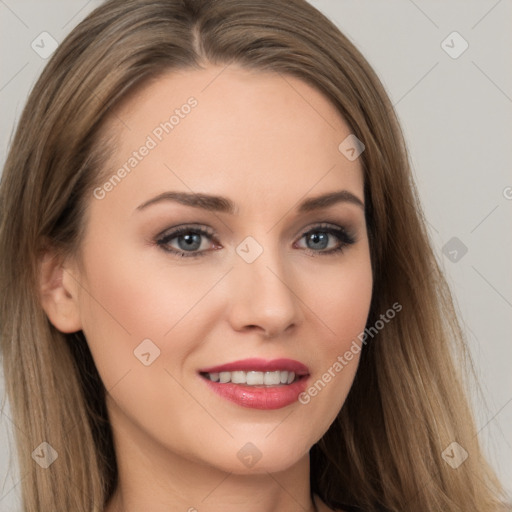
xmin=155 ymin=223 xmax=356 ymax=259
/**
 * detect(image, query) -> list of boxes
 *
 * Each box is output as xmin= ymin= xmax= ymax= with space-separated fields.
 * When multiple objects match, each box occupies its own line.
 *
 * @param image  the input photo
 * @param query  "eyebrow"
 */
xmin=135 ymin=189 xmax=364 ymax=214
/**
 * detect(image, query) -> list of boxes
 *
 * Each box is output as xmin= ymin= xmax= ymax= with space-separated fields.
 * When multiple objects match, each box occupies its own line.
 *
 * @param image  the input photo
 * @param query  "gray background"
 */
xmin=1 ymin=1 xmax=511 ymax=509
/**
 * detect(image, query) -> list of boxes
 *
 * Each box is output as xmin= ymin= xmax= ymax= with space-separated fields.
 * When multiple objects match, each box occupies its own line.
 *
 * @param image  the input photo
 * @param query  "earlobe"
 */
xmin=38 ymin=251 xmax=83 ymax=333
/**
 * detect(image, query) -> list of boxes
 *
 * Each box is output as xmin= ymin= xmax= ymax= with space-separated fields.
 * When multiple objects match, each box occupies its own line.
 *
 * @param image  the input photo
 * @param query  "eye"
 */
xmin=295 ymin=223 xmax=356 ymax=256
xmin=156 ymin=225 xmax=218 ymax=258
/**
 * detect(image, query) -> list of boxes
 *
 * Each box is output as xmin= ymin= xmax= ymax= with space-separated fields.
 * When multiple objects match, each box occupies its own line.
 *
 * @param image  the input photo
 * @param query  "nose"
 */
xmin=226 ymin=242 xmax=302 ymax=338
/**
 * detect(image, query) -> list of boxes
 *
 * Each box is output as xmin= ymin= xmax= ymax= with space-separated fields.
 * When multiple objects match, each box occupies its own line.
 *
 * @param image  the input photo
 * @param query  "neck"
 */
xmin=105 ymin=461 xmax=319 ymax=512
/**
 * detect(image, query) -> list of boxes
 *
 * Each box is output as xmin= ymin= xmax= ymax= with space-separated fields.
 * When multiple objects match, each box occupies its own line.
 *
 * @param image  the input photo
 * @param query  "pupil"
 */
xmin=179 ymin=233 xmax=201 ymax=251
xmin=308 ymin=232 xmax=328 ymax=250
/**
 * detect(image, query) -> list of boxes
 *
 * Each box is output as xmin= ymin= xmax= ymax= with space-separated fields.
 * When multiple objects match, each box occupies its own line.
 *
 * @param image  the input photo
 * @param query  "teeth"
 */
xmin=205 ymin=370 xmax=297 ymax=386
xmin=264 ymin=371 xmax=280 ymax=385
xmin=231 ymin=371 xmax=245 ymax=384
xmin=247 ymin=371 xmax=263 ymax=385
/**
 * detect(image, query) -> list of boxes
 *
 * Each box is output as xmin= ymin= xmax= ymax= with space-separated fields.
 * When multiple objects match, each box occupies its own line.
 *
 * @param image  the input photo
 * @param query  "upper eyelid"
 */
xmin=158 ymin=221 xmax=348 ymax=235
xmin=157 ymin=224 xmax=215 ymax=239
xmin=298 ymin=222 xmax=348 ymax=235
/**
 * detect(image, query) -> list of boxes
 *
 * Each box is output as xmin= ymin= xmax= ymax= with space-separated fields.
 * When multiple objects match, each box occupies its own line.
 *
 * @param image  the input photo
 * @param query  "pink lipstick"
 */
xmin=198 ymin=358 xmax=310 ymax=410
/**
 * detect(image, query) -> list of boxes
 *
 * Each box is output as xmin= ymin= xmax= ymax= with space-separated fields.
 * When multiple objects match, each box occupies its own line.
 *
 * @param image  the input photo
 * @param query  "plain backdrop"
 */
xmin=1 ymin=1 xmax=511 ymax=509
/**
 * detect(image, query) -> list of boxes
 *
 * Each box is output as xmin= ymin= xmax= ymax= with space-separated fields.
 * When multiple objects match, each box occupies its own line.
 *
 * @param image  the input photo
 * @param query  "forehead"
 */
xmin=96 ymin=65 xmax=364 ymax=214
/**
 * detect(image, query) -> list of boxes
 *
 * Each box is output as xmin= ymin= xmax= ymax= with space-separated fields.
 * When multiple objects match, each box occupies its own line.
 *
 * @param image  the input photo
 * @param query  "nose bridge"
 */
xmin=228 ymin=233 xmax=300 ymax=335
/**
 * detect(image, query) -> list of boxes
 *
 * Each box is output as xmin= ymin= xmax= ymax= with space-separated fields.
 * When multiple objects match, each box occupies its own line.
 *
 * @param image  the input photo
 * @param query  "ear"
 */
xmin=38 ymin=249 xmax=83 ymax=333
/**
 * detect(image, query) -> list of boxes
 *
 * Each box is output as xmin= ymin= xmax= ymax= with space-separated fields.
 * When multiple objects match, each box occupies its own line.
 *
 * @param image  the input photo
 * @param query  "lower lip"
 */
xmin=200 ymin=375 xmax=309 ymax=410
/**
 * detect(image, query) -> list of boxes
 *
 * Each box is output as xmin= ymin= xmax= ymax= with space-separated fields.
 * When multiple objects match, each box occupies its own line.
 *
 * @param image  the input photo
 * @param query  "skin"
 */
xmin=40 ymin=65 xmax=373 ymax=512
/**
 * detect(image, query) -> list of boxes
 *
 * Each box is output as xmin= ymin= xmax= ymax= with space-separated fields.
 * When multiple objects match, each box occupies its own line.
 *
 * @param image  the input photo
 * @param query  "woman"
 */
xmin=0 ymin=0 xmax=508 ymax=511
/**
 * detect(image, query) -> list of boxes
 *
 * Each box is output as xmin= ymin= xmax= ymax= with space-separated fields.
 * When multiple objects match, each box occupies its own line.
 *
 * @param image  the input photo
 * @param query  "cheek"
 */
xmin=75 ymin=235 xmax=238 ymax=414
xmin=312 ymin=246 xmax=373 ymax=350
xmin=76 ymin=243 xmax=209 ymax=445
xmin=297 ymin=248 xmax=372 ymax=419
xmin=77 ymin=238 xmax=214 ymax=343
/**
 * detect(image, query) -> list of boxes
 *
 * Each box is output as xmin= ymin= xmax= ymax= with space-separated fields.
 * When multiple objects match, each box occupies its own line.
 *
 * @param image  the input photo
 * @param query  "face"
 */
xmin=63 ymin=65 xmax=372 ymax=476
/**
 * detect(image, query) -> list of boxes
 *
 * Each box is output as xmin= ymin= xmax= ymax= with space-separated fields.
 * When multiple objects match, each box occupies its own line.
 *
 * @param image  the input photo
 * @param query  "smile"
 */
xmin=198 ymin=358 xmax=310 ymax=410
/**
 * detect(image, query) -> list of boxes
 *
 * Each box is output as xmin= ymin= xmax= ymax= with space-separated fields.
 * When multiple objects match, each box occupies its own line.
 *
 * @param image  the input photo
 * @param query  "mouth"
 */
xmin=199 ymin=369 xmax=303 ymax=386
xmin=197 ymin=358 xmax=310 ymax=410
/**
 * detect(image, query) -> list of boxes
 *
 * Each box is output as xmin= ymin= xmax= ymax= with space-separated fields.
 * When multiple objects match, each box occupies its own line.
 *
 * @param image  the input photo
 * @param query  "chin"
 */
xmin=201 ymin=434 xmax=312 ymax=475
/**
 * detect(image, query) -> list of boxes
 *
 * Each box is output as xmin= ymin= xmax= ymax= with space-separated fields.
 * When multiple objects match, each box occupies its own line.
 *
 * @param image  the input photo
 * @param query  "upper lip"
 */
xmin=198 ymin=358 xmax=310 ymax=376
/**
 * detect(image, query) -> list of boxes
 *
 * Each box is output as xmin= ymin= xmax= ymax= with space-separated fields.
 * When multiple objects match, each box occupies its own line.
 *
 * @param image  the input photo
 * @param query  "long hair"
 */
xmin=0 ymin=0 xmax=507 ymax=510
